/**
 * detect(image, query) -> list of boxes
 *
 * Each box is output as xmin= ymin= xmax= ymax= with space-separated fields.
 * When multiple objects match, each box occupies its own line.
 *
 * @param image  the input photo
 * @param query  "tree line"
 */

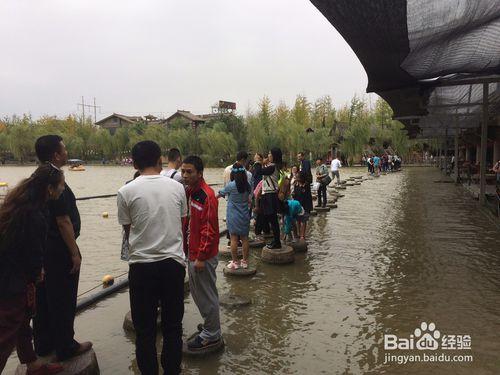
xmin=0 ymin=95 xmax=425 ymax=166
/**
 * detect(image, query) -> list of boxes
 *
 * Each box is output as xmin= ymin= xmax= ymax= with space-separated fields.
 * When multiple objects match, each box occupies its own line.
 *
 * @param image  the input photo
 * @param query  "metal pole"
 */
xmin=454 ymin=116 xmax=459 ymax=182
xmin=479 ymin=83 xmax=488 ymax=205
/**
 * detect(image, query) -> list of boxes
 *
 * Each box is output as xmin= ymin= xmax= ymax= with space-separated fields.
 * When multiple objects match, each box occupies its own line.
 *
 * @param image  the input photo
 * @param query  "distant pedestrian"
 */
xmin=297 ymin=152 xmax=313 ymax=185
xmin=315 ymin=157 xmax=330 ymax=208
xmin=330 ymin=153 xmax=342 ymax=185
xmin=161 ymin=147 xmax=184 ymax=183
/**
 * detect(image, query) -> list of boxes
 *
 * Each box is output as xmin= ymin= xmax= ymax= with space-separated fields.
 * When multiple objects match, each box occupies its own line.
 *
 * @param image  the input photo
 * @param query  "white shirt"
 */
xmin=117 ymin=175 xmax=187 ymax=265
xmin=331 ymin=158 xmax=342 ymax=172
xmin=223 ymin=164 xmax=253 ymax=187
xmin=161 ymin=168 xmax=183 ymax=183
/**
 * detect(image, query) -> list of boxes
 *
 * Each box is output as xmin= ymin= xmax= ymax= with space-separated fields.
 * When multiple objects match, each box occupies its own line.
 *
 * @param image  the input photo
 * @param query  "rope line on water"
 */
xmin=77 ymin=270 xmax=129 ymax=298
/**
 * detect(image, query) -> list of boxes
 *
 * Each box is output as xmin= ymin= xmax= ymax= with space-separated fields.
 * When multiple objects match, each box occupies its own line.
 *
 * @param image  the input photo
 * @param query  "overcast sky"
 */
xmin=0 ymin=0 xmax=375 ymax=120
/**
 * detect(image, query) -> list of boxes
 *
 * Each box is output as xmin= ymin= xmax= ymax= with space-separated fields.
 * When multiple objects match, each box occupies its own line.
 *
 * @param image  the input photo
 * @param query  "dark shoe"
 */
xmin=27 ymin=363 xmax=64 ymax=375
xmin=187 ymin=334 xmax=221 ymax=351
xmin=266 ymin=242 xmax=282 ymax=250
xmin=197 ymin=323 xmax=204 ymax=332
xmin=57 ymin=341 xmax=92 ymax=361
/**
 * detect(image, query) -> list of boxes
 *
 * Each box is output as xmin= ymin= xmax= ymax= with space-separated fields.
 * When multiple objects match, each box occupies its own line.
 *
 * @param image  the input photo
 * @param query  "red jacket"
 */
xmin=183 ymin=178 xmax=219 ymax=261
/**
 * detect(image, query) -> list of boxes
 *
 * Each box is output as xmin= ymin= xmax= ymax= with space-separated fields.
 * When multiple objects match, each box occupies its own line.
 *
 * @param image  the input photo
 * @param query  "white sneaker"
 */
xmin=226 ymin=260 xmax=239 ymax=270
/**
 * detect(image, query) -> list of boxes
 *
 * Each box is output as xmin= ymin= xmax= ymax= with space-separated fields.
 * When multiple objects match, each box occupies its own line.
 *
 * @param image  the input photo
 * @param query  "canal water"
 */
xmin=2 ymin=166 xmax=500 ymax=374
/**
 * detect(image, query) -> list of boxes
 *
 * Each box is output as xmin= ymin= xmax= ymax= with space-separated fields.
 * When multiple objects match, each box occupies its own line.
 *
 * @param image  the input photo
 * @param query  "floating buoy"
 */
xmin=261 ymin=245 xmax=294 ymax=264
xmin=223 ymin=266 xmax=257 ymax=277
xmin=102 ymin=274 xmax=114 ymax=287
xmin=0 ymin=182 xmax=8 ymax=187
xmin=102 ymin=211 xmax=109 ymax=218
xmin=220 ymin=293 xmax=252 ymax=308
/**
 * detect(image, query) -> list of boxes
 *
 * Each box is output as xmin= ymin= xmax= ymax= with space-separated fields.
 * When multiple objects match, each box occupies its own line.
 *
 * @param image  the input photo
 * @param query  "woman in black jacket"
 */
xmin=0 ymin=164 xmax=65 ymax=374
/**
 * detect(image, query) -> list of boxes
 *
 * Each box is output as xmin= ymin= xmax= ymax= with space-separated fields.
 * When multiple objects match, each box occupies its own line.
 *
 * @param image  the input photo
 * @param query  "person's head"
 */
xmin=291 ymin=165 xmax=298 ymax=176
xmin=268 ymin=148 xmax=283 ymax=168
xmin=167 ymin=148 xmax=182 ymax=169
xmin=182 ymin=155 xmax=204 ymax=187
xmin=316 ymin=157 xmax=323 ymax=166
xmin=297 ymin=152 xmax=305 ymax=162
xmin=0 ymin=163 xmax=65 ymax=239
xmin=297 ymin=170 xmax=307 ymax=184
xmin=131 ymin=141 xmax=162 ymax=172
xmin=254 ymin=153 xmax=263 ymax=163
xmin=236 ymin=150 xmax=248 ymax=165
xmin=230 ymin=162 xmax=250 ymax=193
xmin=35 ymin=135 xmax=68 ymax=167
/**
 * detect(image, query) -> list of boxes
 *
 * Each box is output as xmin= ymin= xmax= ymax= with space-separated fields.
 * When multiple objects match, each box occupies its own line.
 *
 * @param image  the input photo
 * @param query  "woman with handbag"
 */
xmin=315 ymin=157 xmax=331 ymax=208
xmin=0 ymin=163 xmax=65 ymax=374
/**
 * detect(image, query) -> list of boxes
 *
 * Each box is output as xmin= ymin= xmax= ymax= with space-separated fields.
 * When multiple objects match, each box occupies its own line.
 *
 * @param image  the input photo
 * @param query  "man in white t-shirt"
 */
xmin=330 ymin=153 xmax=342 ymax=185
xmin=160 ymin=147 xmax=183 ymax=183
xmin=223 ymin=150 xmax=252 ymax=187
xmin=117 ymin=140 xmax=187 ymax=375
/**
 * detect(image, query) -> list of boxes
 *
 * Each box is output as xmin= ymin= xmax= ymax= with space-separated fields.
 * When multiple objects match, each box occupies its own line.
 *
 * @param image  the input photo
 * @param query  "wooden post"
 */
xmin=454 ymin=116 xmax=459 ymax=182
xmin=479 ymin=83 xmax=489 ymax=205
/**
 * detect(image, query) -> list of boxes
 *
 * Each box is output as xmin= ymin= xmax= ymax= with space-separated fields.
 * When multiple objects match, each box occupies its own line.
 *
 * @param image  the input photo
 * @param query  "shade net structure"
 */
xmin=310 ymin=0 xmax=500 ymax=137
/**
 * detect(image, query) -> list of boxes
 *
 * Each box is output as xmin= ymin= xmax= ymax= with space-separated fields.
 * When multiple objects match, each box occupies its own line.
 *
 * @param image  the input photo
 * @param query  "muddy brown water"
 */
xmin=2 ymin=165 xmax=500 ymax=374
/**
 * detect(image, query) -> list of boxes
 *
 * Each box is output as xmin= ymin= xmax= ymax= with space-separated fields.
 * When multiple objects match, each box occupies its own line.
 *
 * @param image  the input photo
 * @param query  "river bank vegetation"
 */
xmin=0 ymin=95 xmax=428 ymax=166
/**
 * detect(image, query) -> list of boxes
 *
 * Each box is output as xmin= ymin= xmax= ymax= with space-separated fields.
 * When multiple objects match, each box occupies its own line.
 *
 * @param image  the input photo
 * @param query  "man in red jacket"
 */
xmin=181 ymin=155 xmax=222 ymax=350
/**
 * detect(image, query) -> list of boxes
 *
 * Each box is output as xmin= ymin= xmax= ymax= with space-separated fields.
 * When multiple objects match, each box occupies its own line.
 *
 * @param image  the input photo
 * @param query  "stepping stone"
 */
xmin=288 ymin=240 xmax=308 ymax=253
xmin=327 ymin=203 xmax=338 ymax=209
xmin=219 ymin=293 xmax=252 ymax=308
xmin=344 ymin=183 xmax=355 ymax=186
xmin=309 ymin=210 xmax=318 ymax=216
xmin=183 ymin=332 xmax=225 ymax=357
xmin=16 ymin=349 xmax=99 ymax=375
xmin=336 ymin=185 xmax=346 ymax=190
xmin=354 ymin=182 xmax=361 ymax=185
xmin=249 ymin=238 xmax=265 ymax=248
xmin=314 ymin=206 xmax=330 ymax=212
xmin=261 ymin=245 xmax=294 ymax=264
xmin=223 ymin=266 xmax=257 ymax=277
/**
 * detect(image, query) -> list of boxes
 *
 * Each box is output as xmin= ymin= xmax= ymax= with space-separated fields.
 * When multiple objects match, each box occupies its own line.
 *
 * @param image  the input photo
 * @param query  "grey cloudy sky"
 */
xmin=0 ymin=0 xmax=374 ymax=120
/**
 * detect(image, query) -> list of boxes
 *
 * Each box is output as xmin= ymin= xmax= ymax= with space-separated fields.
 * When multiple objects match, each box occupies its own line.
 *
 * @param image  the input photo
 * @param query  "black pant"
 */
xmin=33 ymin=247 xmax=79 ymax=359
xmin=129 ymin=258 xmax=185 ymax=375
xmin=265 ymin=214 xmax=281 ymax=245
xmin=317 ymin=184 xmax=327 ymax=207
xmin=255 ymin=213 xmax=270 ymax=235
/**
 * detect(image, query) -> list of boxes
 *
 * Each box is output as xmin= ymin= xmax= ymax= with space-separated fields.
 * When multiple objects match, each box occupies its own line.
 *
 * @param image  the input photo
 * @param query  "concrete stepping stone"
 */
xmin=16 ymin=349 xmax=100 ymax=375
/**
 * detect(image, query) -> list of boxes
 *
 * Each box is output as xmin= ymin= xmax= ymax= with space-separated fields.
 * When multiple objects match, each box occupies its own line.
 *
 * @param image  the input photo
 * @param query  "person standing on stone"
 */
xmin=33 ymin=135 xmax=92 ymax=361
xmin=261 ymin=148 xmax=283 ymax=249
xmin=297 ymin=152 xmax=313 ymax=185
xmin=315 ymin=157 xmax=329 ymax=208
xmin=330 ymin=153 xmax=342 ymax=185
xmin=181 ymin=156 xmax=222 ymax=351
xmin=161 ymin=147 xmax=184 ymax=184
xmin=117 ymin=141 xmax=187 ymax=374
xmin=0 ymin=164 xmax=65 ymax=375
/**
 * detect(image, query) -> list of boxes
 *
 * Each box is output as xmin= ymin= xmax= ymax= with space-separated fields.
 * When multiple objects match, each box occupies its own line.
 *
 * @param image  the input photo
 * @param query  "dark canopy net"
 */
xmin=310 ymin=0 xmax=500 ymax=138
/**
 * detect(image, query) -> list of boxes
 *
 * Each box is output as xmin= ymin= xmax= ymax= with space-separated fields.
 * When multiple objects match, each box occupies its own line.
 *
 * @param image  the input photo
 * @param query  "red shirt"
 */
xmin=183 ymin=178 xmax=219 ymax=261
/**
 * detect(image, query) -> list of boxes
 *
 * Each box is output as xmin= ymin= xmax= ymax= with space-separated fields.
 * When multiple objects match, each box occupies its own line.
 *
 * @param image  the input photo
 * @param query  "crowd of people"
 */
xmin=0 ymin=135 xmax=344 ymax=375
xmin=363 ymin=154 xmax=402 ymax=175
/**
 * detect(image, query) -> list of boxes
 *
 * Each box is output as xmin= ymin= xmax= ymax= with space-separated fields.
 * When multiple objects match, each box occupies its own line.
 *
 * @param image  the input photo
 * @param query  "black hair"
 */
xmin=297 ymin=170 xmax=307 ymax=182
xmin=298 ymin=152 xmax=305 ymax=157
xmin=270 ymin=147 xmax=283 ymax=170
xmin=316 ymin=157 xmax=323 ymax=162
xmin=35 ymin=135 xmax=63 ymax=163
xmin=230 ymin=162 xmax=250 ymax=193
xmin=167 ymin=148 xmax=181 ymax=162
xmin=183 ymin=155 xmax=204 ymax=172
xmin=131 ymin=140 xmax=162 ymax=170
xmin=236 ymin=150 xmax=248 ymax=162
xmin=255 ymin=153 xmax=264 ymax=160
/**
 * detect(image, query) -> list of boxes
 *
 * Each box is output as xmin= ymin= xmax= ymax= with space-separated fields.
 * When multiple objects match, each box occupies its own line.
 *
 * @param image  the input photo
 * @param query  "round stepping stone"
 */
xmin=183 ymin=333 xmax=225 ymax=357
xmin=336 ymin=185 xmax=346 ymax=190
xmin=314 ymin=206 xmax=330 ymax=212
xmin=354 ymin=182 xmax=361 ymax=185
xmin=219 ymin=293 xmax=252 ymax=308
xmin=344 ymin=183 xmax=355 ymax=186
xmin=309 ymin=210 xmax=318 ymax=216
xmin=249 ymin=238 xmax=265 ymax=248
xmin=289 ymin=240 xmax=308 ymax=253
xmin=123 ymin=310 xmax=162 ymax=332
xmin=261 ymin=245 xmax=294 ymax=264
xmin=16 ymin=349 xmax=99 ymax=375
xmin=327 ymin=203 xmax=338 ymax=209
xmin=223 ymin=266 xmax=257 ymax=277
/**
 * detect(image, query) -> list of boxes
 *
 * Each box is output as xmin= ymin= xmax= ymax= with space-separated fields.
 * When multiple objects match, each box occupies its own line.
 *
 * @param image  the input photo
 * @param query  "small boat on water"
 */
xmin=68 ymin=159 xmax=86 ymax=171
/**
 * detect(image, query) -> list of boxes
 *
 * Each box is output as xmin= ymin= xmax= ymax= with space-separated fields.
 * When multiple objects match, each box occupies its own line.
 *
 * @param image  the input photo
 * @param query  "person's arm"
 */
xmin=55 ymin=216 xmax=81 ymax=274
xmin=194 ymin=193 xmax=218 ymax=271
xmin=217 ymin=185 xmax=229 ymax=199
